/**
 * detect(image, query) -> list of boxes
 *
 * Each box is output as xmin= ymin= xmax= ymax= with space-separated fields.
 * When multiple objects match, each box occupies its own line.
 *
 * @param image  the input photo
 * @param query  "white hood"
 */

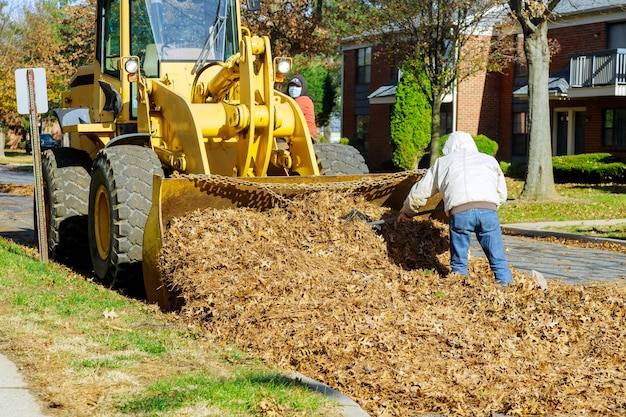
xmin=442 ymin=131 xmax=478 ymax=155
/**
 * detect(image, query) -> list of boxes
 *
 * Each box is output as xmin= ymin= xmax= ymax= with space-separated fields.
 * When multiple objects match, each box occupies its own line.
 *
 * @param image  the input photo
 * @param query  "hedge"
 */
xmin=552 ymin=153 xmax=626 ymax=183
xmin=501 ymin=153 xmax=626 ymax=183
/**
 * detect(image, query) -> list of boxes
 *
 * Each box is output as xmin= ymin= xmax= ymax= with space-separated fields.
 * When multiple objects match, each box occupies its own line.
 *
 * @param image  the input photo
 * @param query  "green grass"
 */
xmin=119 ymin=371 xmax=327 ymax=415
xmin=499 ymin=179 xmax=626 ymax=240
xmin=0 ymin=149 xmax=32 ymax=165
xmin=500 ymin=179 xmax=626 ymax=230
xmin=0 ymin=238 xmax=341 ymax=417
xmin=551 ymin=223 xmax=626 ymax=239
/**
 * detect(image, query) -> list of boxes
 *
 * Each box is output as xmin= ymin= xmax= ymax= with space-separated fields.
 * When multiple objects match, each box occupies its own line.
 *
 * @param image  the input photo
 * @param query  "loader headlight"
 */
xmin=274 ymin=57 xmax=292 ymax=83
xmin=125 ymin=58 xmax=139 ymax=82
xmin=125 ymin=59 xmax=139 ymax=74
xmin=277 ymin=59 xmax=291 ymax=74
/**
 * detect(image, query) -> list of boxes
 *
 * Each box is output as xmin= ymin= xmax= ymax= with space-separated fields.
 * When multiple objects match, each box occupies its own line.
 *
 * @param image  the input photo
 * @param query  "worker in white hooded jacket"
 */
xmin=398 ymin=131 xmax=513 ymax=285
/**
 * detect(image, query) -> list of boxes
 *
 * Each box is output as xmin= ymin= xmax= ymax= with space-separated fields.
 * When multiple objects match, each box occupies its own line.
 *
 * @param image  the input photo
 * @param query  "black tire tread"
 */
xmin=89 ymin=145 xmax=163 ymax=289
xmin=40 ymin=148 xmax=92 ymax=264
xmin=313 ymin=143 xmax=369 ymax=175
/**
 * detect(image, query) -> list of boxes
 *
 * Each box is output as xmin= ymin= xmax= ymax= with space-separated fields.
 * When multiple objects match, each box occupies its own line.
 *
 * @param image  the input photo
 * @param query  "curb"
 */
xmin=287 ymin=371 xmax=370 ymax=417
xmin=502 ymin=219 xmax=626 ymax=248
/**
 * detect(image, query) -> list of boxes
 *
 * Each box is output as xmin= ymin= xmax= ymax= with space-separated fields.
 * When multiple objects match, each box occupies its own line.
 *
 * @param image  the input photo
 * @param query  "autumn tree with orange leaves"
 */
xmin=241 ymin=0 xmax=341 ymax=57
xmin=0 ymin=0 xmax=95 ymax=136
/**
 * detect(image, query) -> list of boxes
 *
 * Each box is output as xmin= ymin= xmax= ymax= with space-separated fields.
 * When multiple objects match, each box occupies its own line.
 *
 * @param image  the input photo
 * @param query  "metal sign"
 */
xmin=15 ymin=68 xmax=48 ymax=114
xmin=14 ymin=68 xmax=49 ymax=262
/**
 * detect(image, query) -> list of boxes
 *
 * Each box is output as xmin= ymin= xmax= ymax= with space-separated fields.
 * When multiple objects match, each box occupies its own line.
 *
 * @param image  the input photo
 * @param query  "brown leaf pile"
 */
xmin=159 ymin=191 xmax=626 ymax=417
xmin=0 ymin=183 xmax=34 ymax=195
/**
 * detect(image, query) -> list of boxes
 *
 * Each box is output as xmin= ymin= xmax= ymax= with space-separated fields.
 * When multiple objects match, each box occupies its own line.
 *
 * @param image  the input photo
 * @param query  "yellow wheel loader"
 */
xmin=46 ymin=0 xmax=438 ymax=308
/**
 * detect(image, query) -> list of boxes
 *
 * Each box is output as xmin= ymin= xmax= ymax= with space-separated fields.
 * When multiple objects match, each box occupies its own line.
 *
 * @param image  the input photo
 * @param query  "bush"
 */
xmin=552 ymin=153 xmax=626 ymax=183
xmin=390 ymin=69 xmax=431 ymax=170
xmin=500 ymin=161 xmax=526 ymax=179
xmin=473 ymin=135 xmax=499 ymax=157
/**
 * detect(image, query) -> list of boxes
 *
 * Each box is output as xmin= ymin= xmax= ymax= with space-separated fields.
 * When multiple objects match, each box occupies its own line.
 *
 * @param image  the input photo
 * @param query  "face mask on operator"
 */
xmin=288 ymin=86 xmax=302 ymax=98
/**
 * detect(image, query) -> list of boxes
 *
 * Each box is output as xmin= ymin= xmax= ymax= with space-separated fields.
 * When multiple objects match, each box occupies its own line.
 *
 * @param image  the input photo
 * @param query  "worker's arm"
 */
xmin=399 ymin=168 xmax=438 ymax=219
xmin=496 ymin=165 xmax=508 ymax=207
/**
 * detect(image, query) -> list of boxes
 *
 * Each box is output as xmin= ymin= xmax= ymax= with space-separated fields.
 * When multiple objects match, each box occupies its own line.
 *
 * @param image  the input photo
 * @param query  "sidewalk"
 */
xmin=0 ymin=355 xmax=48 ymax=416
xmin=502 ymin=218 xmax=626 ymax=247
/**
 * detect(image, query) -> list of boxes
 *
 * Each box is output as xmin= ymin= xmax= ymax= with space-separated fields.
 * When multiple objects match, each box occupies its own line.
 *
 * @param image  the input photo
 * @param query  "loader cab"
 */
xmin=96 ymin=0 xmax=240 ymax=78
xmin=95 ymin=0 xmax=240 ymax=125
xmin=141 ymin=0 xmax=239 ymax=68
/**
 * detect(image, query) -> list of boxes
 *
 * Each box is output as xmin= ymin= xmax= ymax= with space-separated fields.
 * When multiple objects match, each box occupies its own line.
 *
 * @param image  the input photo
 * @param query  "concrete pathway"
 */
xmin=0 ymin=355 xmax=48 ymax=416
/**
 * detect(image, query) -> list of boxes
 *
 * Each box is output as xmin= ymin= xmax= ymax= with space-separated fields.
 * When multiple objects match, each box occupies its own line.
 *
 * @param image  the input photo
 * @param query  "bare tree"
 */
xmin=343 ymin=0 xmax=511 ymax=166
xmin=508 ymin=0 xmax=561 ymax=201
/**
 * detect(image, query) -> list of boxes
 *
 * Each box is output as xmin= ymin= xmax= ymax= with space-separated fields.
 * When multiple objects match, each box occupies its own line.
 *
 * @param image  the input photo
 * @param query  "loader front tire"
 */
xmin=313 ymin=143 xmax=369 ymax=175
xmin=88 ymin=145 xmax=163 ymax=293
xmin=40 ymin=148 xmax=92 ymax=265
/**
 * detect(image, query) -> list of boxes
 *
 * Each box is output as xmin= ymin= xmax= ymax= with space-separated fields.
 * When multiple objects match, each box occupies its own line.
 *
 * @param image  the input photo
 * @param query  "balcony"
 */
xmin=569 ymin=48 xmax=626 ymax=98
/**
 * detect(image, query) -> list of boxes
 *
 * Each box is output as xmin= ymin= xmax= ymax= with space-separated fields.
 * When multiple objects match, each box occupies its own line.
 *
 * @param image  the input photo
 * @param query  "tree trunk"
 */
xmin=428 ymin=94 xmax=443 ymax=167
xmin=520 ymin=21 xmax=559 ymax=201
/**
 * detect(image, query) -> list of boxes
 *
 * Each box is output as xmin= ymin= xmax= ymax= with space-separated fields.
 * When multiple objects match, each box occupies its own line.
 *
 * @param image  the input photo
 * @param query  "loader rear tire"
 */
xmin=313 ymin=143 xmax=369 ymax=175
xmin=88 ymin=145 xmax=163 ymax=294
xmin=40 ymin=148 xmax=92 ymax=265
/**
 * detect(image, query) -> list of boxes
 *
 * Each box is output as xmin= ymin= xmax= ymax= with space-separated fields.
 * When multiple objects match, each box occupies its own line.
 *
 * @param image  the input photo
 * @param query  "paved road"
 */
xmin=0 ymin=165 xmax=33 ymax=185
xmin=475 ymin=232 xmax=626 ymax=284
xmin=0 ymin=193 xmax=35 ymax=247
xmin=2 ymin=180 xmax=624 ymax=285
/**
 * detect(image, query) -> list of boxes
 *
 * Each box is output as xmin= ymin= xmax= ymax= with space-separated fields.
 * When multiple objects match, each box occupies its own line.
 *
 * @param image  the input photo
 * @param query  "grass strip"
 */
xmin=500 ymin=179 xmax=626 ymax=226
xmin=0 ymin=238 xmax=340 ymax=417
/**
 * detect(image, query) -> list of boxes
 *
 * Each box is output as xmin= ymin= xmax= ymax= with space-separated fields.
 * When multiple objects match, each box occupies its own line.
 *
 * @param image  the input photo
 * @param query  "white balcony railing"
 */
xmin=570 ymin=48 xmax=626 ymax=88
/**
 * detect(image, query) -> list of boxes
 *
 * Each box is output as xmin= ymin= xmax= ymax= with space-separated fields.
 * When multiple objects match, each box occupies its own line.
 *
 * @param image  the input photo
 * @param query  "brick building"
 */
xmin=341 ymin=0 xmax=626 ymax=172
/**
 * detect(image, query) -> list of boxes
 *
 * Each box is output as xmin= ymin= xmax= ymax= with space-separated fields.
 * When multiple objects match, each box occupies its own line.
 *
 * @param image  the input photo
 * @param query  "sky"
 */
xmin=5 ymin=0 xmax=35 ymax=20
xmin=5 ymin=0 xmax=86 ymax=20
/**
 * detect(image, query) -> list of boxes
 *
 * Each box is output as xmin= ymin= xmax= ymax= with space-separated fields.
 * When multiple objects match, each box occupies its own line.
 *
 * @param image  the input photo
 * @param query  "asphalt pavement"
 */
xmin=1 ymin=164 xmax=625 ymax=416
xmin=500 ymin=220 xmax=626 ymax=284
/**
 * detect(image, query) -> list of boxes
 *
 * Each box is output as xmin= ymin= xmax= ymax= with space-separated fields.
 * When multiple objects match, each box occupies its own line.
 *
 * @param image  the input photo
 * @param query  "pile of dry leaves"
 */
xmin=0 ymin=183 xmax=33 ymax=195
xmin=159 ymin=191 xmax=626 ymax=417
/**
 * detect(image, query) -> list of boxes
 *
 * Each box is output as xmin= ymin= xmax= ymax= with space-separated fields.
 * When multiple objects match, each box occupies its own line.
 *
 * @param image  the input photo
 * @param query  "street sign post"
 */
xmin=15 ymin=68 xmax=49 ymax=263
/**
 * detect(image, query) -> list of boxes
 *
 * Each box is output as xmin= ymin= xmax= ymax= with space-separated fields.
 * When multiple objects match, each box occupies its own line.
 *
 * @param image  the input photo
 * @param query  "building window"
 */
xmin=440 ymin=109 xmax=453 ymax=136
xmin=603 ymin=109 xmax=626 ymax=146
xmin=355 ymin=115 xmax=370 ymax=152
xmin=357 ymin=47 xmax=371 ymax=84
xmin=515 ymin=62 xmax=528 ymax=77
xmin=608 ymin=22 xmax=626 ymax=49
xmin=512 ymin=111 xmax=529 ymax=156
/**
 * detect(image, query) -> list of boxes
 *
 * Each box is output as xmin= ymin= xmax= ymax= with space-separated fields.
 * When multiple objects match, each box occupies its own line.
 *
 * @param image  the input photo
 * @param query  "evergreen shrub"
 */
xmin=552 ymin=153 xmax=626 ymax=183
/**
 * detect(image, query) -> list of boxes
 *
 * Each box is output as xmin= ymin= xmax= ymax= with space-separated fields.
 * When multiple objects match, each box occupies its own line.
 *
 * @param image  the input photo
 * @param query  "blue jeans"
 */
xmin=449 ymin=208 xmax=513 ymax=285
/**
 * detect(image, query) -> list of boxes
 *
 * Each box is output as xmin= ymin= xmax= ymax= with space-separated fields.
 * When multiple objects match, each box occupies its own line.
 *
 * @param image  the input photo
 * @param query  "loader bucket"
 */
xmin=142 ymin=171 xmax=441 ymax=309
